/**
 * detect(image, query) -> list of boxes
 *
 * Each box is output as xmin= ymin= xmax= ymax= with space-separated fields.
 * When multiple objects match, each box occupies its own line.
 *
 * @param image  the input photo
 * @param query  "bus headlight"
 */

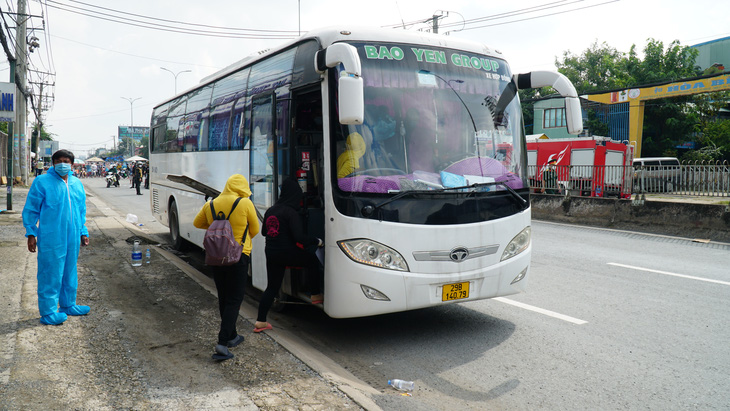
xmin=500 ymin=227 xmax=531 ymax=261
xmin=338 ymin=239 xmax=409 ymax=271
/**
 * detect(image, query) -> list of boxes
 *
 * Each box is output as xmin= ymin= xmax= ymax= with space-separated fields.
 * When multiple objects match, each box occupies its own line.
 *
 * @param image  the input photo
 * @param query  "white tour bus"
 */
xmin=149 ymin=26 xmax=582 ymax=318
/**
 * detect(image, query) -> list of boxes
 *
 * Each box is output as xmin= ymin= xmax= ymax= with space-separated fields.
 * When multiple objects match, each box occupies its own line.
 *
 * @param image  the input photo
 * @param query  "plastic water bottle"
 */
xmin=145 ymin=248 xmax=151 ymax=264
xmin=131 ymin=240 xmax=142 ymax=267
xmin=388 ymin=379 xmax=415 ymax=391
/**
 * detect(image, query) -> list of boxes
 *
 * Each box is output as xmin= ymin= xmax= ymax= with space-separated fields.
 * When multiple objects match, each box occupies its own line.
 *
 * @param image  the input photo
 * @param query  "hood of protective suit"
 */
xmin=345 ymin=132 xmax=366 ymax=159
xmin=336 ymin=132 xmax=366 ymax=178
xmin=220 ymin=174 xmax=251 ymax=198
xmin=276 ymin=177 xmax=303 ymax=210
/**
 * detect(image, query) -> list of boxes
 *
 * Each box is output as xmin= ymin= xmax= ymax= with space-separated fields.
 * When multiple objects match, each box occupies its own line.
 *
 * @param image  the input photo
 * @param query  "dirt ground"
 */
xmin=0 ymin=187 xmax=360 ymax=410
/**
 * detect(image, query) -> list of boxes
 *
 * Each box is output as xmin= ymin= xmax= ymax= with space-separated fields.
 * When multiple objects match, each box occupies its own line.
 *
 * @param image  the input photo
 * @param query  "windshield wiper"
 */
xmin=361 ymin=180 xmax=528 ymax=217
xmin=440 ymin=180 xmax=527 ymax=209
xmin=361 ymin=189 xmax=434 ymax=217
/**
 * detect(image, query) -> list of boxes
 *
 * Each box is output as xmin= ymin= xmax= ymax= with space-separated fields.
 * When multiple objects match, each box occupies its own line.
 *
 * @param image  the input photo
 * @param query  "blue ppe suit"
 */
xmin=22 ymin=167 xmax=89 ymax=319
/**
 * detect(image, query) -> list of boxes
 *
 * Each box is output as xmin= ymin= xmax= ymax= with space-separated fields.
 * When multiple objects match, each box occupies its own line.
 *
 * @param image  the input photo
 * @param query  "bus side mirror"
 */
xmin=564 ymin=97 xmax=583 ymax=135
xmin=315 ymin=43 xmax=364 ymax=125
xmin=338 ymin=72 xmax=364 ymax=125
xmin=515 ymin=71 xmax=584 ymax=135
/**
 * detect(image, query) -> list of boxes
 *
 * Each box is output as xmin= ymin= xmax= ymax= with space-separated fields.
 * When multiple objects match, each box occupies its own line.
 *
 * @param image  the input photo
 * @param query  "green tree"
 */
xmin=139 ymin=136 xmax=149 ymax=159
xmin=30 ymin=122 xmax=54 ymax=154
xmin=555 ymin=41 xmax=633 ymax=93
xmin=555 ymin=39 xmax=704 ymax=152
xmin=629 ymin=39 xmax=699 ymax=84
xmin=106 ymin=137 xmax=134 ymax=159
xmin=584 ymin=109 xmax=609 ymax=137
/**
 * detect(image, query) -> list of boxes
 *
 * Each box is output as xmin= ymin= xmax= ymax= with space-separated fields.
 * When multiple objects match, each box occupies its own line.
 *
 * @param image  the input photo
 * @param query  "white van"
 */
xmin=633 ymin=157 xmax=681 ymax=192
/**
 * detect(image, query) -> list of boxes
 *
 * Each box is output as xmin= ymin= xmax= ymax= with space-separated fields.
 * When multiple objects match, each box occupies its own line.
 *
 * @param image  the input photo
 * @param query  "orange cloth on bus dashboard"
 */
xmin=336 ymin=132 xmax=366 ymax=178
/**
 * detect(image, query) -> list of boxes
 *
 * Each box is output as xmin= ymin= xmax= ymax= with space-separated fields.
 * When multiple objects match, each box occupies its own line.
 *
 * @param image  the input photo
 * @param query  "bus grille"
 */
xmin=152 ymin=189 xmax=160 ymax=214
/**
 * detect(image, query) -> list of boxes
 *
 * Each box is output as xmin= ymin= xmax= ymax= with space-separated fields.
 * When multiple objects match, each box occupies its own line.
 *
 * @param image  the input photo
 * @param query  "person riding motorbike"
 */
xmin=106 ymin=169 xmax=120 ymax=188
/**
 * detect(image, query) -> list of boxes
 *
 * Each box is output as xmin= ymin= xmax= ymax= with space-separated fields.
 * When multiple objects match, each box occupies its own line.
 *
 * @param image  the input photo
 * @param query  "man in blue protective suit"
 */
xmin=22 ymin=149 xmax=91 ymax=325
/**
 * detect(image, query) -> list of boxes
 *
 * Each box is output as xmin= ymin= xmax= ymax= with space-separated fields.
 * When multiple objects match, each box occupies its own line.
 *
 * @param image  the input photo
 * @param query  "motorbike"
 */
xmin=106 ymin=172 xmax=120 ymax=188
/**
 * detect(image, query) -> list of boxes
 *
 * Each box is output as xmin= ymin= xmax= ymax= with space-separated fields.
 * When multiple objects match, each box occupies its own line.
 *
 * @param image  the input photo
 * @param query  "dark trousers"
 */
xmin=213 ymin=254 xmax=249 ymax=345
xmin=134 ymin=179 xmax=141 ymax=194
xmin=256 ymin=247 xmax=322 ymax=322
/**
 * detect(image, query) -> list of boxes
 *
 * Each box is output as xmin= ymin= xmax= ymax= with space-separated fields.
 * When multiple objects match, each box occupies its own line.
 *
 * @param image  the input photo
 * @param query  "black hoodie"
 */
xmin=262 ymin=178 xmax=318 ymax=250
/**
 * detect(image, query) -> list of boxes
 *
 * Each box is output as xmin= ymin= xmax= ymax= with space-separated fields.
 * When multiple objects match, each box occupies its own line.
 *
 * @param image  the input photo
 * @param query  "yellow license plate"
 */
xmin=442 ymin=282 xmax=470 ymax=301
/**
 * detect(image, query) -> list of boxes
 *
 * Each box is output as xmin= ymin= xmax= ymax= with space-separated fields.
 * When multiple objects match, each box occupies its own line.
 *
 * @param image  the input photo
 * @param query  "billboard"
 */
xmin=118 ymin=126 xmax=150 ymax=143
xmin=39 ymin=140 xmax=60 ymax=158
xmin=0 ymin=82 xmax=16 ymax=122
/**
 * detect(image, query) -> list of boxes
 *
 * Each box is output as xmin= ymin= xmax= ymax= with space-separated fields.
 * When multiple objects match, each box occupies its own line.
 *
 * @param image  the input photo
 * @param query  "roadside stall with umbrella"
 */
xmin=124 ymin=155 xmax=148 ymax=162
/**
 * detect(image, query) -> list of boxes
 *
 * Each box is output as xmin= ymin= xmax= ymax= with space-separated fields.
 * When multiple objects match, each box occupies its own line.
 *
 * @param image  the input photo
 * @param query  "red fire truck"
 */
xmin=527 ymin=136 xmax=634 ymax=198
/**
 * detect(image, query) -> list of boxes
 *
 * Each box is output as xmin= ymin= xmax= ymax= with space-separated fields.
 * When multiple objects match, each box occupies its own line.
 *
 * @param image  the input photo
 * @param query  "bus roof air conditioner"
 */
xmin=315 ymin=43 xmax=364 ymax=125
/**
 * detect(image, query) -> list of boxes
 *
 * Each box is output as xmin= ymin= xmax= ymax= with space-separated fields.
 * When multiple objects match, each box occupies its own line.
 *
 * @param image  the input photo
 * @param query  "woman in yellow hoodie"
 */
xmin=194 ymin=174 xmax=260 ymax=361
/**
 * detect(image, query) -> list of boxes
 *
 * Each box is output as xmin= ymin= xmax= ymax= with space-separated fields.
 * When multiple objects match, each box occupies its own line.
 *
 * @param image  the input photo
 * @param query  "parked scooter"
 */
xmin=106 ymin=171 xmax=120 ymax=188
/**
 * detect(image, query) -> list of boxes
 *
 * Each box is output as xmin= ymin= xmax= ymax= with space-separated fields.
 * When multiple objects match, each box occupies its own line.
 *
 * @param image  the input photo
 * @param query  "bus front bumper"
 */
xmin=323 ymin=247 xmax=531 ymax=319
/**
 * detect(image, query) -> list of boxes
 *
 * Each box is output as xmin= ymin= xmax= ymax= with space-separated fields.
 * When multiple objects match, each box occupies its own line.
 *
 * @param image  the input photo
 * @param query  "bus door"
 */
xmin=250 ymin=92 xmax=277 ymax=292
xmin=291 ymin=89 xmax=325 ymax=241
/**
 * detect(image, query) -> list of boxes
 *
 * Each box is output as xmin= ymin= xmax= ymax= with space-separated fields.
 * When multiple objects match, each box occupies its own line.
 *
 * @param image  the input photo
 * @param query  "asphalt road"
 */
xmin=85 ymin=176 xmax=730 ymax=410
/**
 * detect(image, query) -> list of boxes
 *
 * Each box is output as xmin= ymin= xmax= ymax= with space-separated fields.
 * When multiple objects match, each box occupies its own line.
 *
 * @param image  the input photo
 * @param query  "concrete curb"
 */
xmin=531 ymin=194 xmax=730 ymax=242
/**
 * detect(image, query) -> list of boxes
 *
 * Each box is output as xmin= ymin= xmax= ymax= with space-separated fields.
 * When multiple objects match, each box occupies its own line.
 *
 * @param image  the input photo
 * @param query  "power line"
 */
xmin=381 ymin=0 xmax=620 ymax=33
xmin=38 ymin=0 xmax=57 ymax=74
xmin=49 ymin=101 xmax=157 ymax=122
xmin=440 ymin=0 xmax=577 ymax=29
xmin=44 ymin=0 xmax=298 ymax=39
xmin=58 ymin=138 xmax=117 ymax=147
xmin=382 ymin=0 xmax=572 ymax=29
xmin=62 ymin=0 xmax=300 ymax=34
xmin=455 ymin=0 xmax=620 ymax=32
xmin=50 ymin=34 xmax=223 ymax=69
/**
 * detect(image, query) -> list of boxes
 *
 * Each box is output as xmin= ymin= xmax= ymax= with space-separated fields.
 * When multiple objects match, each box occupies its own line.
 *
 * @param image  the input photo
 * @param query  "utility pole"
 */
xmin=0 ymin=5 xmax=16 ymax=208
xmin=34 ymin=81 xmax=42 ymax=155
xmin=28 ymin=75 xmax=52 ymax=156
xmin=14 ymin=0 xmax=28 ymax=184
xmin=6 ymin=62 xmax=14 ymax=209
xmin=432 ymin=14 xmax=439 ymax=34
xmin=121 ymin=97 xmax=140 ymax=158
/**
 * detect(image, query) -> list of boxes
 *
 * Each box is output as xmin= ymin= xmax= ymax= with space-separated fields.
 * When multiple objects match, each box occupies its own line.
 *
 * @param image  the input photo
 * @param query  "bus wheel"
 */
xmin=271 ymin=289 xmax=289 ymax=313
xmin=169 ymin=200 xmax=185 ymax=250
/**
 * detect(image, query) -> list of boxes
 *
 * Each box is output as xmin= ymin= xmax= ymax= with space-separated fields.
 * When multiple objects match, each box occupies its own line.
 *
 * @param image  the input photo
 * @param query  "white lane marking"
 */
xmin=608 ymin=263 xmax=730 ymax=286
xmin=494 ymin=297 xmax=588 ymax=325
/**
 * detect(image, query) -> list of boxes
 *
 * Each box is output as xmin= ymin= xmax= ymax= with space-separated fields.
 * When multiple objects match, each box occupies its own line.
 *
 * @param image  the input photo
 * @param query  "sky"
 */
xmin=3 ymin=0 xmax=729 ymax=158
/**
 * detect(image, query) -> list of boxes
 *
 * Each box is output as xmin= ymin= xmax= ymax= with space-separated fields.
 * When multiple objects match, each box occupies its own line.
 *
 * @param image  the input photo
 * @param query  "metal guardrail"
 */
xmin=528 ymin=161 xmax=730 ymax=198
xmin=674 ymin=161 xmax=730 ymax=197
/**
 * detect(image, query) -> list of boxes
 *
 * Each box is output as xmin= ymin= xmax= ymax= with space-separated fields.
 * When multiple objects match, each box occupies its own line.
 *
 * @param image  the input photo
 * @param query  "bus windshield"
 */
xmin=334 ymin=42 xmax=525 ymax=195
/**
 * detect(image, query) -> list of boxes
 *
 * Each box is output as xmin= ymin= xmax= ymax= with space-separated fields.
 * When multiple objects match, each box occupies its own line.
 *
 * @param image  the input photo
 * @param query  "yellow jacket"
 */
xmin=337 ymin=132 xmax=366 ymax=178
xmin=193 ymin=174 xmax=260 ymax=256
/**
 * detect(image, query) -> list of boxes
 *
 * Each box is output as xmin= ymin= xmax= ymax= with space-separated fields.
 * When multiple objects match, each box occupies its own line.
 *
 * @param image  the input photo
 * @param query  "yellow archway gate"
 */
xmin=584 ymin=73 xmax=730 ymax=156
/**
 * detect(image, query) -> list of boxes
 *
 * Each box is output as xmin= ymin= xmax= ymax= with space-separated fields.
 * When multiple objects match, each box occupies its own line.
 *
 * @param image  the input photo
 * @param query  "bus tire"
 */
xmin=169 ymin=200 xmax=185 ymax=251
xmin=271 ymin=289 xmax=289 ymax=313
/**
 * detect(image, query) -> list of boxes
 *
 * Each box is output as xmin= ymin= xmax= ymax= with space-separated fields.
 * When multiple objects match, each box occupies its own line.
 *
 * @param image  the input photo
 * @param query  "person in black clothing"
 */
xmin=254 ymin=178 xmax=323 ymax=332
xmin=143 ymin=164 xmax=149 ymax=189
xmin=132 ymin=163 xmax=143 ymax=195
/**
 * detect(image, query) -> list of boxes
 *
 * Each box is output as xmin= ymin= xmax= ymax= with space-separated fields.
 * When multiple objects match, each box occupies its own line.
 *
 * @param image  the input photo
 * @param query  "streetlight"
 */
xmin=121 ymin=97 xmax=141 ymax=157
xmin=160 ymin=67 xmax=192 ymax=94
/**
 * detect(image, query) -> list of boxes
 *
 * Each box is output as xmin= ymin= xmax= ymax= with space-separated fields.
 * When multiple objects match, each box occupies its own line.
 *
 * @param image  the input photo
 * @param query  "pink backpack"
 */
xmin=203 ymin=197 xmax=248 ymax=266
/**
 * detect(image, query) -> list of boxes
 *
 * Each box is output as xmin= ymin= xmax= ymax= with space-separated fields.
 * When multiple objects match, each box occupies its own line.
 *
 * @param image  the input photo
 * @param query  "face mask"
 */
xmin=54 ymin=163 xmax=72 ymax=176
